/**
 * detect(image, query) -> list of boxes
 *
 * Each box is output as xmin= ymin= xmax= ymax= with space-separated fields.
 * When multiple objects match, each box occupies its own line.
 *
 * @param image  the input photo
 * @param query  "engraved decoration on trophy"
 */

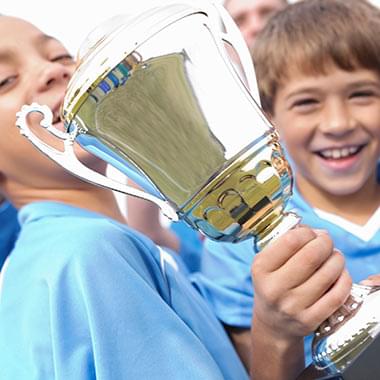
xmin=15 ymin=2 xmax=380 ymax=378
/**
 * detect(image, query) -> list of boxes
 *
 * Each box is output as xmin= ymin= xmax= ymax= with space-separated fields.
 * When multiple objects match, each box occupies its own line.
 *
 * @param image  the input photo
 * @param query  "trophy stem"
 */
xmin=254 ymin=211 xmax=300 ymax=251
xmin=312 ymin=283 xmax=380 ymax=374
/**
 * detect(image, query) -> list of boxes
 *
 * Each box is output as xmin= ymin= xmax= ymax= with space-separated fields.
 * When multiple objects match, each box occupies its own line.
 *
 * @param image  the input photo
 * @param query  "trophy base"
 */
xmin=297 ymin=332 xmax=380 ymax=379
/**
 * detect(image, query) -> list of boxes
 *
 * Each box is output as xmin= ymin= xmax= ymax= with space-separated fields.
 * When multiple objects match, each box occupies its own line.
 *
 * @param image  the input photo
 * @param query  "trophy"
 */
xmin=15 ymin=2 xmax=380 ymax=378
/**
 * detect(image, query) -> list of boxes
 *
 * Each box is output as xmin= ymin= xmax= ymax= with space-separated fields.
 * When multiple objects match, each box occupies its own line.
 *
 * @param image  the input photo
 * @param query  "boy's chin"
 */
xmin=316 ymin=177 xmax=368 ymax=197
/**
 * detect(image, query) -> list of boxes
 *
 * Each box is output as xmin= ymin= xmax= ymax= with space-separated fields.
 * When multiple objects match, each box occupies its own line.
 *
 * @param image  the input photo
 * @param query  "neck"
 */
xmin=296 ymin=176 xmax=380 ymax=226
xmin=4 ymin=183 xmax=126 ymax=224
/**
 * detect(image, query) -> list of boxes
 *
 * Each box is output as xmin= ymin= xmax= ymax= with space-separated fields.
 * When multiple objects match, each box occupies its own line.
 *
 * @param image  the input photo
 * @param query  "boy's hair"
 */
xmin=252 ymin=0 xmax=380 ymax=115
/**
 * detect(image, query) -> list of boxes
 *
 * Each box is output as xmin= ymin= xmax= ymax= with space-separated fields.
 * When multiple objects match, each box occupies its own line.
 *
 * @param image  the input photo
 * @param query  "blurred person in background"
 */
xmin=224 ymin=0 xmax=288 ymax=49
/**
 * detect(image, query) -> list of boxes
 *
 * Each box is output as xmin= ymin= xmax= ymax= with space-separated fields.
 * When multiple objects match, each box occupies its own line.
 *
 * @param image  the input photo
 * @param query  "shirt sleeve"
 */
xmin=191 ymin=238 xmax=256 ymax=328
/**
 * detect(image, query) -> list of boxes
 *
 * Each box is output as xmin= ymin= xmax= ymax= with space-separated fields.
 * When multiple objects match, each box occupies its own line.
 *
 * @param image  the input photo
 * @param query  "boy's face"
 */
xmin=272 ymin=65 xmax=380 ymax=199
xmin=0 ymin=17 xmax=104 ymax=195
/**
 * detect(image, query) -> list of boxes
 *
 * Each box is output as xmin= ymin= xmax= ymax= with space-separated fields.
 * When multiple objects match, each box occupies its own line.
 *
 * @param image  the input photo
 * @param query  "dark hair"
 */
xmin=252 ymin=0 xmax=380 ymax=114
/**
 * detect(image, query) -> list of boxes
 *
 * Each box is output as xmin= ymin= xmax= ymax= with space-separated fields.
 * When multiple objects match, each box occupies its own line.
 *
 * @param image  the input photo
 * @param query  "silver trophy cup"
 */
xmin=15 ymin=2 xmax=380 ymax=378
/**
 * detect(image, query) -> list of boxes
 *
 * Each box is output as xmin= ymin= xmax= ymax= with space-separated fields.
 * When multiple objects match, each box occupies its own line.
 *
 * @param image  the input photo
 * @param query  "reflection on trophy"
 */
xmin=15 ymin=2 xmax=380 ymax=378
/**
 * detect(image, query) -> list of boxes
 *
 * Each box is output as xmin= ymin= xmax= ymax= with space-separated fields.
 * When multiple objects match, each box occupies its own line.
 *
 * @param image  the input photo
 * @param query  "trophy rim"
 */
xmin=62 ymin=3 xmax=215 ymax=123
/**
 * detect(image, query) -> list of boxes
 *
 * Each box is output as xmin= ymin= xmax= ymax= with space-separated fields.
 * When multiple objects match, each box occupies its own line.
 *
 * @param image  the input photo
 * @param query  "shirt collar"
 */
xmin=18 ymin=201 xmax=105 ymax=227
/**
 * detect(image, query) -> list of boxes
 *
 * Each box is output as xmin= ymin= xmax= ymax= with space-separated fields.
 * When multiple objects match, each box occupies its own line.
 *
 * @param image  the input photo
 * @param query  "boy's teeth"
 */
xmin=319 ymin=146 xmax=360 ymax=159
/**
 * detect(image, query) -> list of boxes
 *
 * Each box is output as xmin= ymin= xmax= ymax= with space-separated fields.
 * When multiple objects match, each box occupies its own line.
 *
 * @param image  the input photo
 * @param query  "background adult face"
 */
xmin=225 ymin=0 xmax=287 ymax=49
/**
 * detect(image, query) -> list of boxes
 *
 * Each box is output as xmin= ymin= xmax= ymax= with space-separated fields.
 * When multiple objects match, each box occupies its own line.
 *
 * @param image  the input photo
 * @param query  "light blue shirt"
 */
xmin=0 ymin=201 xmax=248 ymax=380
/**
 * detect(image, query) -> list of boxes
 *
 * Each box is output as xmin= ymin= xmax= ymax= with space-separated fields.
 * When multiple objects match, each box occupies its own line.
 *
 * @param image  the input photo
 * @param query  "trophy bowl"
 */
xmin=15 ymin=2 xmax=380 ymax=378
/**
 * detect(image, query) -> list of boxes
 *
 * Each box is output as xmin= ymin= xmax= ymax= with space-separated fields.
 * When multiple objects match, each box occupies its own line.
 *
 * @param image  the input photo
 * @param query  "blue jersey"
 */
xmin=0 ymin=201 xmax=247 ymax=380
xmin=196 ymin=184 xmax=380 ymax=365
xmin=0 ymin=201 xmax=19 ymax=269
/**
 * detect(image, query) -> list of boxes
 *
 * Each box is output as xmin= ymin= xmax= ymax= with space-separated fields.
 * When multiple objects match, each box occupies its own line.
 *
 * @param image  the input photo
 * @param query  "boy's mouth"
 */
xmin=51 ymin=104 xmax=67 ymax=131
xmin=315 ymin=145 xmax=366 ymax=160
xmin=52 ymin=111 xmax=61 ymax=124
xmin=51 ymin=98 xmax=64 ymax=126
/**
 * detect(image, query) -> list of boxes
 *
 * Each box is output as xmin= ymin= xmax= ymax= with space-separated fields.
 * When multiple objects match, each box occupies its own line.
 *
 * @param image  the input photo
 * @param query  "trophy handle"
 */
xmin=15 ymin=103 xmax=178 ymax=221
xmin=211 ymin=1 xmax=261 ymax=104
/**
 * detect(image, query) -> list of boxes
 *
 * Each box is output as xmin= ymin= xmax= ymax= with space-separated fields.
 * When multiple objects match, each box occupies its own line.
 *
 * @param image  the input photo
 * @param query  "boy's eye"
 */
xmin=51 ymin=54 xmax=75 ymax=64
xmin=258 ymin=7 xmax=277 ymax=22
xmin=233 ymin=13 xmax=247 ymax=27
xmin=350 ymin=90 xmax=374 ymax=99
xmin=0 ymin=75 xmax=17 ymax=90
xmin=291 ymin=98 xmax=318 ymax=111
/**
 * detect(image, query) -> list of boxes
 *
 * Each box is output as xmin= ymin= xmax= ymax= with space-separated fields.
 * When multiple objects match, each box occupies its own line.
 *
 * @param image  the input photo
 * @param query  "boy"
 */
xmin=197 ymin=0 xmax=380 ymax=370
xmin=0 ymin=14 xmax=350 ymax=380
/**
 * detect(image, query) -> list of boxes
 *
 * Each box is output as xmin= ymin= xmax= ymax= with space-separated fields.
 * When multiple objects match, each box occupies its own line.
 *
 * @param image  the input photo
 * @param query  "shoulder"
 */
xmin=31 ymin=209 xmax=156 ymax=252
xmin=64 ymin=216 xmax=160 ymax=266
xmin=17 ymin=209 xmax=162 ymax=283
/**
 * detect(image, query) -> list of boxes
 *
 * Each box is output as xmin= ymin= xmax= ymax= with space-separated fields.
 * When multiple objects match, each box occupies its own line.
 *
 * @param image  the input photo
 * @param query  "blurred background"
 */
xmin=4 ymin=0 xmax=380 ymax=55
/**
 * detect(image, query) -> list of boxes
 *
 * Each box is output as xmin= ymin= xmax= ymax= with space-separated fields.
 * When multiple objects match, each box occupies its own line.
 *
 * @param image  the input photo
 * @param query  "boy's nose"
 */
xmin=35 ymin=62 xmax=73 ymax=93
xmin=319 ymin=100 xmax=356 ymax=136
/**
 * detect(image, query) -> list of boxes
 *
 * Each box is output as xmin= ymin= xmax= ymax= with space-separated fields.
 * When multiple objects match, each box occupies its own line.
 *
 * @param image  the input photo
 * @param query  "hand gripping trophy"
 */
xmin=15 ymin=2 xmax=380 ymax=378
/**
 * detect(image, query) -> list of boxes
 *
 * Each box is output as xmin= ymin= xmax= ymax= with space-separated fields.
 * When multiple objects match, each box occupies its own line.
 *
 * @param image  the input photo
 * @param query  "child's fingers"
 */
xmin=304 ymin=269 xmax=352 ymax=330
xmin=253 ymin=226 xmax=318 ymax=273
xmin=276 ymin=231 xmax=334 ymax=289
xmin=292 ymin=249 xmax=346 ymax=309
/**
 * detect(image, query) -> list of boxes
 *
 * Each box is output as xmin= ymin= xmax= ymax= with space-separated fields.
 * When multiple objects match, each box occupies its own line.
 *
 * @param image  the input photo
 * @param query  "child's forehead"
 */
xmin=0 ymin=16 xmax=40 ymax=34
xmin=0 ymin=17 xmax=61 ymax=59
xmin=0 ymin=16 xmax=44 ymax=48
xmin=278 ymin=57 xmax=358 ymax=84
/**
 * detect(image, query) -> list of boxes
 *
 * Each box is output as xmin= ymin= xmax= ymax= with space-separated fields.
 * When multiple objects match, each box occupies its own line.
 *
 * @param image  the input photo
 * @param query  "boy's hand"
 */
xmin=251 ymin=226 xmax=352 ymax=341
xmin=361 ymin=275 xmax=380 ymax=286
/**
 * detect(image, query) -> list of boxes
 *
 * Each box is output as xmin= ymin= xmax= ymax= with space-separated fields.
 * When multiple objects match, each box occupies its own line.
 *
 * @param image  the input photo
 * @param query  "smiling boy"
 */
xmin=197 ymin=0 xmax=380 ymax=370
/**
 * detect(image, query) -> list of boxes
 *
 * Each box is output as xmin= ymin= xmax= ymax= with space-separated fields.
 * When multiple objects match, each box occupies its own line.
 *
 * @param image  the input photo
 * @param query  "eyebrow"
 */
xmin=284 ymin=87 xmax=319 ymax=100
xmin=37 ymin=34 xmax=59 ymax=44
